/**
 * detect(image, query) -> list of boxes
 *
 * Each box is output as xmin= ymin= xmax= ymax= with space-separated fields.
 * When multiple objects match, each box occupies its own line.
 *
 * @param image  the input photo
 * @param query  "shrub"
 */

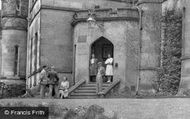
xmin=159 ymin=10 xmax=182 ymax=95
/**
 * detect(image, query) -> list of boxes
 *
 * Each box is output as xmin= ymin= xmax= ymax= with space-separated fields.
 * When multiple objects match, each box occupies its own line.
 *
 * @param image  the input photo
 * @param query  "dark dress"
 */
xmin=89 ymin=58 xmax=98 ymax=76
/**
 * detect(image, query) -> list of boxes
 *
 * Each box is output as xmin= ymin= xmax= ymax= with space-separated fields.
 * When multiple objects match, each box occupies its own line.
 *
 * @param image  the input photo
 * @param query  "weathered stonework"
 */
xmin=1 ymin=0 xmax=28 ymax=78
xmin=2 ymin=0 xmax=28 ymax=17
xmin=2 ymin=18 xmax=27 ymax=30
xmin=73 ymin=7 xmax=139 ymax=94
xmin=0 ymin=0 xmax=177 ymax=97
xmin=179 ymin=0 xmax=190 ymax=93
xmin=138 ymin=1 xmax=162 ymax=93
xmin=0 ymin=0 xmax=28 ymax=97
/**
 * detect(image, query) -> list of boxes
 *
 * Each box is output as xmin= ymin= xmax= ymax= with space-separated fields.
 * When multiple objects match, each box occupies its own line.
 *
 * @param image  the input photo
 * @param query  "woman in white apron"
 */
xmin=105 ymin=54 xmax=113 ymax=83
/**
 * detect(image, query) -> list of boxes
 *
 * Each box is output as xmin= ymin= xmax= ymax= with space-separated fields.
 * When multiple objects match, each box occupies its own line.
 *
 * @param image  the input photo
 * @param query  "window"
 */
xmin=30 ymin=38 xmax=33 ymax=74
xmin=16 ymin=0 xmax=21 ymax=15
xmin=14 ymin=45 xmax=19 ymax=76
xmin=34 ymin=33 xmax=38 ymax=71
xmin=33 ymin=33 xmax=38 ymax=86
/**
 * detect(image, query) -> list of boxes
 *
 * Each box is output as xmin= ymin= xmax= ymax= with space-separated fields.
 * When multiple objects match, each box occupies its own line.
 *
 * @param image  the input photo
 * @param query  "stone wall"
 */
xmin=40 ymin=9 xmax=74 ymax=85
xmin=41 ymin=0 xmax=130 ymax=9
xmin=138 ymin=1 xmax=162 ymax=93
xmin=74 ymin=20 xmax=139 ymax=94
xmin=179 ymin=0 xmax=190 ymax=93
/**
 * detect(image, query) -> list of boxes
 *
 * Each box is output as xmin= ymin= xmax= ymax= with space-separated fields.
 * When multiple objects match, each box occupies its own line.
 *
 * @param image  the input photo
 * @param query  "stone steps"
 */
xmin=74 ymin=89 xmax=96 ymax=93
xmin=85 ymin=83 xmax=110 ymax=87
xmin=69 ymin=83 xmax=110 ymax=99
xmin=71 ymin=92 xmax=97 ymax=96
xmin=69 ymin=95 xmax=98 ymax=99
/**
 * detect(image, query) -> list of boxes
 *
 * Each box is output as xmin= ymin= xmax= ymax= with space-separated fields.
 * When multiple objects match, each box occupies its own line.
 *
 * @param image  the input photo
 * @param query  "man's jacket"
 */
xmin=47 ymin=70 xmax=59 ymax=85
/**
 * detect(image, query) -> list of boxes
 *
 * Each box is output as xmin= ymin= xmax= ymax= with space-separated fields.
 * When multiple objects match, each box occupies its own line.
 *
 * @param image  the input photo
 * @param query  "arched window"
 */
xmin=14 ymin=45 xmax=19 ymax=76
xmin=16 ymin=0 xmax=21 ymax=15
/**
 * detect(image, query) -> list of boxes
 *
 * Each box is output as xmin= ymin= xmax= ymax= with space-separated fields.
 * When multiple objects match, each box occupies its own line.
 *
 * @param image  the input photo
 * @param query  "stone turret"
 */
xmin=1 ymin=0 xmax=28 ymax=78
xmin=0 ymin=0 xmax=29 ymax=97
xmin=137 ymin=0 xmax=162 ymax=93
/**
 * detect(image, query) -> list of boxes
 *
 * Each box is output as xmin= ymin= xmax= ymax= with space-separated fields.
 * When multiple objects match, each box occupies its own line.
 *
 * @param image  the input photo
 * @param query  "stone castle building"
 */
xmin=0 ymin=0 xmax=189 ymax=98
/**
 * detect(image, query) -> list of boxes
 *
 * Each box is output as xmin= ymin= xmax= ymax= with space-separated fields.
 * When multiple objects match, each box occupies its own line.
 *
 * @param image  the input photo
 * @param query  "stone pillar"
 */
xmin=137 ymin=0 xmax=162 ymax=93
xmin=179 ymin=0 xmax=190 ymax=93
xmin=1 ymin=0 xmax=28 ymax=78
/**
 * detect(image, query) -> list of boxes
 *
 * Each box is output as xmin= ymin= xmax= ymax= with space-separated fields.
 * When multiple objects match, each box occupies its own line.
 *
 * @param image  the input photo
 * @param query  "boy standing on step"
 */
xmin=96 ymin=62 xmax=105 ymax=94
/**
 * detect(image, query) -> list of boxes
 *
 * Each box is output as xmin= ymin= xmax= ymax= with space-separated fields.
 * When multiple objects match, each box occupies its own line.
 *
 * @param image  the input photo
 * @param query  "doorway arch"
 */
xmin=89 ymin=37 xmax=114 ymax=82
xmin=91 ymin=37 xmax=114 ymax=62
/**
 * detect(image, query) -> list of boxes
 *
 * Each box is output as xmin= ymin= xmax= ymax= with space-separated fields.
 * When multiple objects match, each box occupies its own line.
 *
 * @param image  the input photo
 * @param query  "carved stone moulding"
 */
xmin=1 ymin=17 xmax=27 ymax=30
xmin=72 ymin=7 xmax=139 ymax=25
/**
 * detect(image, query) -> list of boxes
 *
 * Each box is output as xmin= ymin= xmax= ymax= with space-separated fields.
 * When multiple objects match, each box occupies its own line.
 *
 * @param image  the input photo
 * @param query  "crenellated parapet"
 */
xmin=2 ymin=0 xmax=28 ymax=30
xmin=2 ymin=0 xmax=28 ymax=17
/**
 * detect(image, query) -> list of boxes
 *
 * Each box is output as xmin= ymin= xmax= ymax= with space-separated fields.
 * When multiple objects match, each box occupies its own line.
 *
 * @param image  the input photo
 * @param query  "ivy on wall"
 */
xmin=158 ymin=10 xmax=182 ymax=95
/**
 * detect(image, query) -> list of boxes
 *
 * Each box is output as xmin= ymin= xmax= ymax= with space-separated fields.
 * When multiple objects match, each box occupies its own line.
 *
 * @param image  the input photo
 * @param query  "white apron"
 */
xmin=105 ymin=58 xmax=113 ymax=76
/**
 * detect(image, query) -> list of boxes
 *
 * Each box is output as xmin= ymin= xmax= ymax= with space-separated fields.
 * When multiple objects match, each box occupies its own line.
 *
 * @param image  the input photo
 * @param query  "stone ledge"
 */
xmin=1 ymin=14 xmax=27 ymax=19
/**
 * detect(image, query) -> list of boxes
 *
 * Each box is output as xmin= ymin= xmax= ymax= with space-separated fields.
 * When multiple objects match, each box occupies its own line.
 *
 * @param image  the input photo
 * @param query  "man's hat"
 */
xmin=98 ymin=62 xmax=102 ymax=65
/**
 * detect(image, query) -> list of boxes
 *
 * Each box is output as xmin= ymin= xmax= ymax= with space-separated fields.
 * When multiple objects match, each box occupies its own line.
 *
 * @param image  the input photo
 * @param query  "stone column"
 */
xmin=1 ymin=0 xmax=28 ymax=78
xmin=137 ymin=0 xmax=162 ymax=93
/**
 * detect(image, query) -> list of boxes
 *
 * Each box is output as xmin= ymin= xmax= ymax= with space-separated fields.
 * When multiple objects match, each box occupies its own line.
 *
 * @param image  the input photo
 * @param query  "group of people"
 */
xmin=90 ymin=54 xmax=114 ymax=94
xmin=22 ymin=54 xmax=113 ymax=98
xmin=39 ymin=65 xmax=69 ymax=99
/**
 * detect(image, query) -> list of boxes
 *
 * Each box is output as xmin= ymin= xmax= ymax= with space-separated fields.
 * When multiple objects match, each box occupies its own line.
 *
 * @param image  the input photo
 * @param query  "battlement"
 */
xmin=1 ymin=0 xmax=28 ymax=30
xmin=2 ymin=0 xmax=28 ymax=18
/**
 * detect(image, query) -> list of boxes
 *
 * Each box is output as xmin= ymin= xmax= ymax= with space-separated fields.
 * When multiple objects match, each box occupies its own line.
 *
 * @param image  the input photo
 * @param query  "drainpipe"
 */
xmin=132 ymin=5 xmax=143 ymax=96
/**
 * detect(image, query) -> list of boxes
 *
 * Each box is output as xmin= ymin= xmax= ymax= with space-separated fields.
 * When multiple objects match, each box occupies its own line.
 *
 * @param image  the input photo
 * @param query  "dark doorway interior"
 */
xmin=90 ymin=37 xmax=114 ymax=82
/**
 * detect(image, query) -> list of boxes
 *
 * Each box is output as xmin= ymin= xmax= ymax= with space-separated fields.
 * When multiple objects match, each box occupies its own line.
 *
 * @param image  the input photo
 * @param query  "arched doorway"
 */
xmin=90 ymin=37 xmax=114 ymax=82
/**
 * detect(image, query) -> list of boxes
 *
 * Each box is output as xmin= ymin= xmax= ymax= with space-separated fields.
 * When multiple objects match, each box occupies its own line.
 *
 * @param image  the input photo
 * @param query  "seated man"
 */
xmin=59 ymin=77 xmax=69 ymax=99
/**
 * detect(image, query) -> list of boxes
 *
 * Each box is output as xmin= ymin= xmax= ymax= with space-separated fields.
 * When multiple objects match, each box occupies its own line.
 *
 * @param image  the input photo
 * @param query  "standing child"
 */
xmin=96 ymin=62 xmax=105 ymax=94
